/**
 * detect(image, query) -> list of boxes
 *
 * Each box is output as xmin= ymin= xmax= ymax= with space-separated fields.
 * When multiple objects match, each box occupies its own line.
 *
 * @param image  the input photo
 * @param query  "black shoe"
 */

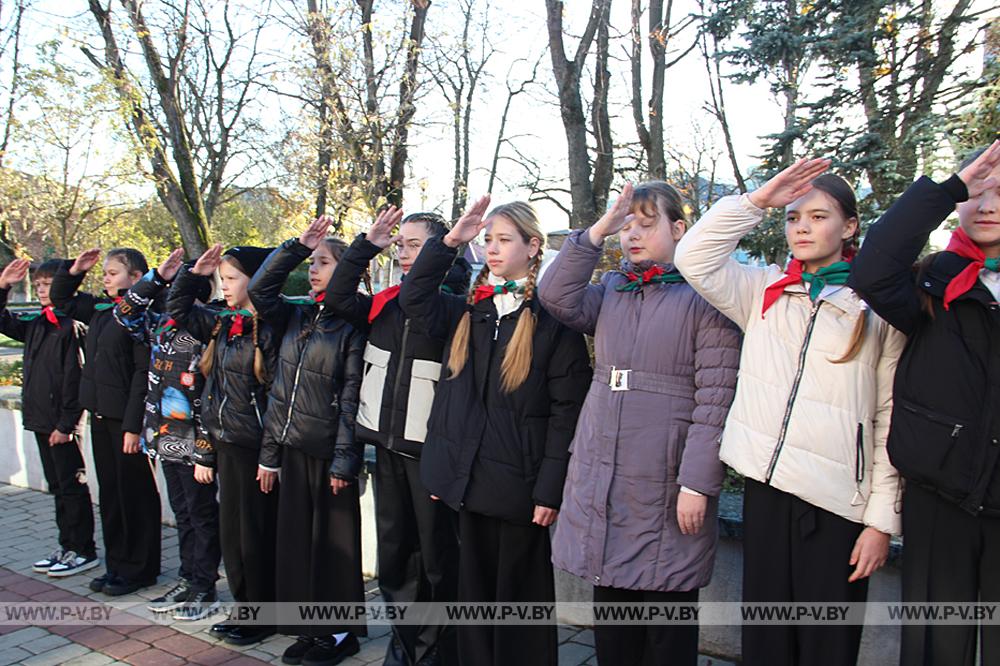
xmin=209 ymin=622 xmax=237 ymax=638
xmin=89 ymin=572 xmax=113 ymax=593
xmin=172 ymin=588 xmax=219 ymax=621
xmin=224 ymin=625 xmax=276 ymax=646
xmin=282 ymin=636 xmax=316 ymax=665
xmin=302 ymin=634 xmax=360 ymax=666
xmin=103 ymin=576 xmax=157 ymax=597
xmin=147 ymin=579 xmax=192 ymax=613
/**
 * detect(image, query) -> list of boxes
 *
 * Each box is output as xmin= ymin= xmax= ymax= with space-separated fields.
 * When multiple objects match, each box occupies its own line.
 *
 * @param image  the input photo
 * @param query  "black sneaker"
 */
xmin=282 ymin=636 xmax=316 ymax=665
xmin=224 ymin=625 xmax=276 ymax=646
xmin=103 ymin=576 xmax=157 ymax=597
xmin=302 ymin=634 xmax=360 ymax=666
xmin=147 ymin=579 xmax=191 ymax=613
xmin=46 ymin=551 xmax=100 ymax=578
xmin=89 ymin=571 xmax=113 ymax=593
xmin=209 ymin=622 xmax=237 ymax=638
xmin=172 ymin=589 xmax=219 ymax=621
xmin=32 ymin=550 xmax=64 ymax=573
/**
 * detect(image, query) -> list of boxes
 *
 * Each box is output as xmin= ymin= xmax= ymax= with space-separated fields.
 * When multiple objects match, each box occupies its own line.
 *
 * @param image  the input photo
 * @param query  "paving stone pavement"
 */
xmin=0 ymin=483 xmax=735 ymax=665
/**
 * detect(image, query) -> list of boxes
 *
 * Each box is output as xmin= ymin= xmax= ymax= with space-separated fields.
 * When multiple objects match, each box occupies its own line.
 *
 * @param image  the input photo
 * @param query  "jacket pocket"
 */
xmin=404 ymin=359 xmax=442 ymax=443
xmin=358 ymin=343 xmax=391 ymax=432
xmin=890 ymin=398 xmax=973 ymax=498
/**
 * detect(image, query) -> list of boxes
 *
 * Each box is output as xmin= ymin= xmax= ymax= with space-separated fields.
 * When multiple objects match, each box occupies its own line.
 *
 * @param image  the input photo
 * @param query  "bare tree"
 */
xmin=301 ymin=0 xmax=432 ymax=219
xmin=82 ymin=0 xmax=270 ymax=255
xmin=630 ymin=0 xmax=698 ymax=179
xmin=545 ymin=0 xmax=614 ymax=229
xmin=487 ymin=52 xmax=544 ymax=194
xmin=428 ymin=0 xmax=494 ymax=219
xmin=0 ymin=0 xmax=28 ymax=261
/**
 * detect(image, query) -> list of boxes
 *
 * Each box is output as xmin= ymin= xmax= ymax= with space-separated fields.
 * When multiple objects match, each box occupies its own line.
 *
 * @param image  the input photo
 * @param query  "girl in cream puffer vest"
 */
xmin=675 ymin=159 xmax=905 ymax=666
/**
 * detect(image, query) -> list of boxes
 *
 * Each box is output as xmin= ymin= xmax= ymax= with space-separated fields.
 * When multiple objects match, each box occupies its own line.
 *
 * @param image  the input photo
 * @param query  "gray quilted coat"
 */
xmin=537 ymin=230 xmax=741 ymax=592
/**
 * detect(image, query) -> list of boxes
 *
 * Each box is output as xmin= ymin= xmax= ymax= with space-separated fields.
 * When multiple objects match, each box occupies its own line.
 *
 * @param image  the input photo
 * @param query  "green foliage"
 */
xmin=0 ymin=360 xmax=23 ymax=387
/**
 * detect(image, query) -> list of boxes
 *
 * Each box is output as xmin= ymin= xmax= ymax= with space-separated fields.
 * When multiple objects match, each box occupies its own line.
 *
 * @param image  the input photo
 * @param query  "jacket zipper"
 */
xmin=898 ymin=403 xmax=964 ymax=469
xmin=251 ymin=393 xmax=263 ymax=428
xmin=218 ymin=342 xmax=232 ymax=440
xmin=386 ymin=318 xmax=411 ymax=448
xmin=279 ymin=308 xmax=321 ymax=443
xmin=765 ymin=300 xmax=822 ymax=483
xmin=855 ymin=423 xmax=865 ymax=485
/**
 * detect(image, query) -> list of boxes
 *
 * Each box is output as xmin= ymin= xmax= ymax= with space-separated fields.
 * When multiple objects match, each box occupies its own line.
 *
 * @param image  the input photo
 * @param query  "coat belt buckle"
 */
xmin=609 ymin=367 xmax=631 ymax=391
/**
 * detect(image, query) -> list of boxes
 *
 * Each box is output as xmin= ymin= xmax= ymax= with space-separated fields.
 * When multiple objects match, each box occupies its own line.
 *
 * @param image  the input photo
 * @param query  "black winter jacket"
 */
xmin=167 ymin=266 xmax=279 ymax=451
xmin=0 ymin=290 xmax=84 ymax=435
xmin=114 ymin=269 xmax=217 ymax=467
xmin=399 ymin=236 xmax=592 ymax=524
xmin=50 ymin=264 xmax=149 ymax=433
xmin=325 ymin=235 xmax=471 ymax=458
xmin=851 ymin=174 xmax=1000 ymax=515
xmin=249 ymin=239 xmax=366 ymax=480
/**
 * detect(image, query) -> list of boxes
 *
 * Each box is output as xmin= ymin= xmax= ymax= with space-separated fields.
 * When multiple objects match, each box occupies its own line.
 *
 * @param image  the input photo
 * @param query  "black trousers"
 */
xmin=33 ymin=432 xmax=96 ymax=559
xmin=457 ymin=510 xmax=557 ymax=666
xmin=275 ymin=446 xmax=366 ymax=638
xmin=742 ymin=478 xmax=868 ymax=666
xmin=89 ymin=416 xmax=161 ymax=582
xmin=593 ymin=586 xmax=699 ymax=666
xmin=161 ymin=459 xmax=221 ymax=591
xmin=901 ymin=483 xmax=1000 ymax=666
xmin=216 ymin=444 xmax=277 ymax=605
xmin=376 ymin=447 xmax=459 ymax=666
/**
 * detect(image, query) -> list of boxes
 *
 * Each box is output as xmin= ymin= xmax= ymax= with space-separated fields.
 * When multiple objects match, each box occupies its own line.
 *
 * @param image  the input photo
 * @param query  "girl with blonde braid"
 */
xmin=399 ymin=196 xmax=592 ymax=666
xmin=166 ymin=244 xmax=281 ymax=647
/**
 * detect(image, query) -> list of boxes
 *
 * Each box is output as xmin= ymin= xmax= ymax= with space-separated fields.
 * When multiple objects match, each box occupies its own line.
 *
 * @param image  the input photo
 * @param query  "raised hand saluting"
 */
xmin=959 ymin=139 xmax=1000 ymax=198
xmin=368 ymin=206 xmax=405 ymax=249
xmin=748 ymin=158 xmax=832 ymax=210
xmin=0 ymin=258 xmax=30 ymax=290
xmin=192 ymin=244 xmax=224 ymax=277
xmin=69 ymin=248 xmax=101 ymax=276
xmin=443 ymin=195 xmax=492 ymax=248
xmin=299 ymin=215 xmax=334 ymax=250
xmin=589 ymin=183 xmax=635 ymax=247
xmin=157 ymin=248 xmax=185 ymax=282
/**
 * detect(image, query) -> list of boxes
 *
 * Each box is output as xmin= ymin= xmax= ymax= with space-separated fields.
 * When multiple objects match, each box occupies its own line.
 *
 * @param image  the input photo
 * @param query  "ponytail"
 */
xmin=831 ymin=307 xmax=867 ymax=364
xmin=498 ymin=253 xmax=541 ymax=393
xmin=199 ymin=319 xmax=224 ymax=377
xmin=447 ymin=263 xmax=490 ymax=381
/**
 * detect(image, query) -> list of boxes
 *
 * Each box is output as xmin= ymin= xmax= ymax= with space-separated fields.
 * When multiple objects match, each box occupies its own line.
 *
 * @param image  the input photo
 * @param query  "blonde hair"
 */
xmin=199 ymin=255 xmax=267 ymax=384
xmin=447 ymin=201 xmax=544 ymax=393
xmin=831 ymin=308 xmax=867 ymax=364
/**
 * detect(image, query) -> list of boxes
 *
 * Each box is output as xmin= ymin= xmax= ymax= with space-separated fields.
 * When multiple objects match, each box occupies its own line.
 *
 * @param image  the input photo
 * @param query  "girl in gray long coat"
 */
xmin=537 ymin=181 xmax=741 ymax=666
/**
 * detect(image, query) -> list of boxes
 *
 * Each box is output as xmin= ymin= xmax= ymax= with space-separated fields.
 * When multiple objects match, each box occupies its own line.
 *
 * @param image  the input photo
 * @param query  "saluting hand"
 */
xmin=299 ymin=215 xmax=334 ymax=250
xmin=748 ymin=158 xmax=832 ymax=210
xmin=443 ymin=195 xmax=491 ymax=248
xmin=157 ymin=248 xmax=185 ymax=282
xmin=192 ymin=244 xmax=223 ymax=277
xmin=0 ymin=258 xmax=30 ymax=290
xmin=69 ymin=248 xmax=101 ymax=276
xmin=368 ymin=206 xmax=404 ymax=249
xmin=959 ymin=139 xmax=1000 ymax=198
xmin=588 ymin=183 xmax=635 ymax=247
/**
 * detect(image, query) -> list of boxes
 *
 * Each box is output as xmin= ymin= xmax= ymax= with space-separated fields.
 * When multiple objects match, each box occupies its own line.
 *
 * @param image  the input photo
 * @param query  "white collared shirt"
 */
xmin=980 ymin=269 xmax=1000 ymax=302
xmin=487 ymin=272 xmax=527 ymax=318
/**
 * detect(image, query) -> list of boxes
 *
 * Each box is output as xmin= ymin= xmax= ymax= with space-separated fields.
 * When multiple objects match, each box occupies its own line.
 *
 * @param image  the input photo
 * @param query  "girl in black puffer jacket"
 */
xmin=166 ymin=244 xmax=280 ymax=647
xmin=249 ymin=216 xmax=367 ymax=666
xmin=400 ymin=198 xmax=592 ymax=666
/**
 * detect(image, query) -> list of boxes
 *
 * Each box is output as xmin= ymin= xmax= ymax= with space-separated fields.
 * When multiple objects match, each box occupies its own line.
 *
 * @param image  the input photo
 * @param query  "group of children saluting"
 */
xmin=4 ymin=138 xmax=1000 ymax=666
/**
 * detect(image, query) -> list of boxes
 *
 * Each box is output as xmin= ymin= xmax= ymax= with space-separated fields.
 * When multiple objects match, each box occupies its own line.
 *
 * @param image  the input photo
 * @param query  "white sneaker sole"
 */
xmin=172 ymin=600 xmax=220 ymax=621
xmin=47 ymin=558 xmax=100 ymax=578
xmin=32 ymin=564 xmax=55 ymax=574
xmin=148 ymin=599 xmax=189 ymax=613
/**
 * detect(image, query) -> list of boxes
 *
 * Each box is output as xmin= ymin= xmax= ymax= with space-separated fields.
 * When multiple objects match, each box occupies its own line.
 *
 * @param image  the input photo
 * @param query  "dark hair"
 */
xmin=960 ymin=145 xmax=989 ymax=171
xmin=402 ymin=212 xmax=449 ymax=238
xmin=32 ymin=259 xmax=63 ymax=281
xmin=106 ymin=248 xmax=148 ymax=275
xmin=320 ymin=236 xmax=348 ymax=261
xmin=810 ymin=174 xmax=859 ymax=258
xmin=631 ymin=181 xmax=687 ymax=224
